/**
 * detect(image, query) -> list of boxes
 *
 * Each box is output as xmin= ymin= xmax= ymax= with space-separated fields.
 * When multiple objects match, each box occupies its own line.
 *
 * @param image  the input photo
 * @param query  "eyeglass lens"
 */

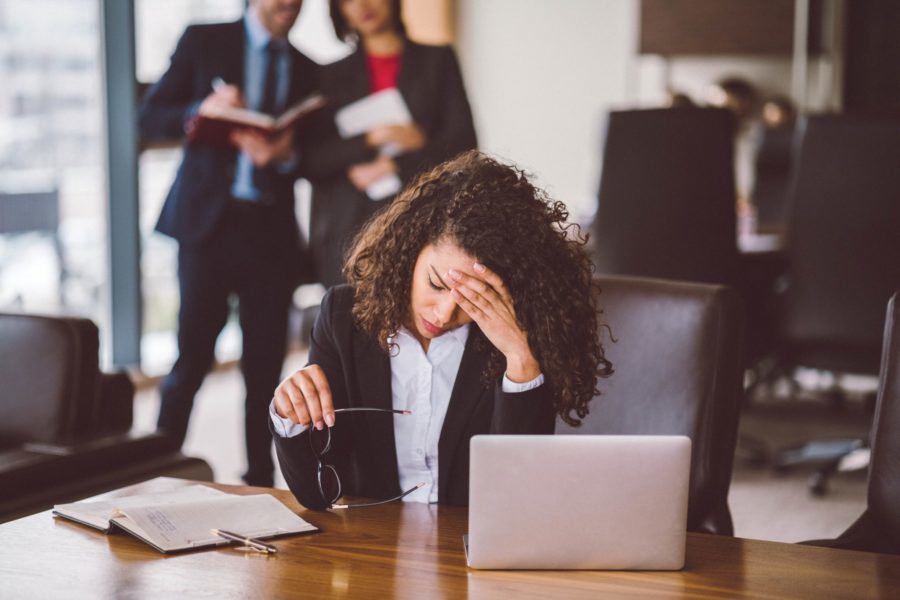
xmin=309 ymin=426 xmax=341 ymax=503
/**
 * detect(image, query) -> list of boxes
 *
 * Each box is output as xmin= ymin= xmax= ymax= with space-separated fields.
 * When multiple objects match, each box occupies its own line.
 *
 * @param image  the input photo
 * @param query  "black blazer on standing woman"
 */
xmin=272 ymin=285 xmax=555 ymax=511
xmin=302 ymin=40 xmax=478 ymax=287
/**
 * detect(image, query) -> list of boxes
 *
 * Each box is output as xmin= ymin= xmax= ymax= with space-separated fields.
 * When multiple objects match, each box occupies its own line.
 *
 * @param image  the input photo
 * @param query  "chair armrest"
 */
xmin=93 ymin=372 xmax=135 ymax=436
xmin=0 ymin=433 xmax=211 ymax=522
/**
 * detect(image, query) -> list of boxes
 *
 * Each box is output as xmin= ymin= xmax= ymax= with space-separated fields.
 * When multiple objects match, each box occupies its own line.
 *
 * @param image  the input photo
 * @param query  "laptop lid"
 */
xmin=466 ymin=435 xmax=691 ymax=570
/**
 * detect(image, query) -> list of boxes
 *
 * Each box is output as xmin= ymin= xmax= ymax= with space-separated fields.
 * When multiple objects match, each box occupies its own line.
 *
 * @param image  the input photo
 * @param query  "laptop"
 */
xmin=465 ymin=435 xmax=691 ymax=570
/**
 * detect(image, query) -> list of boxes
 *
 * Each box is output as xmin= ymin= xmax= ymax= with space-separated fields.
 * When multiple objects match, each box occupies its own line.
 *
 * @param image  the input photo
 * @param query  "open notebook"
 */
xmin=53 ymin=485 xmax=318 ymax=553
xmin=187 ymin=93 xmax=327 ymax=146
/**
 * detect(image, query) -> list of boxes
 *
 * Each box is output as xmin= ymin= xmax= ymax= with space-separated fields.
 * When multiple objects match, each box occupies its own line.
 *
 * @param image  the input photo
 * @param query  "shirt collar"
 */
xmin=244 ymin=7 xmax=275 ymax=51
xmin=445 ymin=323 xmax=471 ymax=346
xmin=394 ymin=323 xmax=471 ymax=348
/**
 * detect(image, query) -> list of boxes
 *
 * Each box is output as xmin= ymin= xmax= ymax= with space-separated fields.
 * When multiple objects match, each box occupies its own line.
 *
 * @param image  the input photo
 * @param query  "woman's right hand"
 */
xmin=273 ymin=365 xmax=335 ymax=430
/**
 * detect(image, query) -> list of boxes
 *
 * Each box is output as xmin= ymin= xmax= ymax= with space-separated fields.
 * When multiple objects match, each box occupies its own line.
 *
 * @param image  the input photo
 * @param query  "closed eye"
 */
xmin=428 ymin=265 xmax=451 ymax=291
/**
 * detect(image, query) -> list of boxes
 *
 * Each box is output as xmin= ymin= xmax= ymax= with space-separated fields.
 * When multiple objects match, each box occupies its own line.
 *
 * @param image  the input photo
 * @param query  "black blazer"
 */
xmin=272 ymin=285 xmax=555 ymax=510
xmin=302 ymin=41 xmax=478 ymax=287
xmin=139 ymin=19 xmax=319 ymax=251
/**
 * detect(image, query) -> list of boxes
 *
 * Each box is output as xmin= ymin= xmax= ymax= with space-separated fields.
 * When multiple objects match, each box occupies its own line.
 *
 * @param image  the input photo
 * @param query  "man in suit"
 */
xmin=139 ymin=0 xmax=317 ymax=486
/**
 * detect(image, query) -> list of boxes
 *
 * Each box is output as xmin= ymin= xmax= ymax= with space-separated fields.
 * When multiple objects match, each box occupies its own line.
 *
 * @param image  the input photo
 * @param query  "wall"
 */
xmin=455 ymin=2 xmax=836 ymax=221
xmin=455 ymin=0 xmax=639 ymax=223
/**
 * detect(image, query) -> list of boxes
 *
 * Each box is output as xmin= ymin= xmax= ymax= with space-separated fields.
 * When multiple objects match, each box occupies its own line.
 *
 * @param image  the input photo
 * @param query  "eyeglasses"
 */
xmin=309 ymin=407 xmax=425 ymax=509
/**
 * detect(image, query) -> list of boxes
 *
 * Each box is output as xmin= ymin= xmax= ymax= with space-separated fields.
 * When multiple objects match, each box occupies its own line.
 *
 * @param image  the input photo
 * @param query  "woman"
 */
xmin=272 ymin=151 xmax=611 ymax=510
xmin=303 ymin=0 xmax=477 ymax=287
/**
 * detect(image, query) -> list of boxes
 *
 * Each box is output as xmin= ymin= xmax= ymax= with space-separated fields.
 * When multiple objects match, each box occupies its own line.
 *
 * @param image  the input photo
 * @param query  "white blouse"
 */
xmin=270 ymin=324 xmax=543 ymax=503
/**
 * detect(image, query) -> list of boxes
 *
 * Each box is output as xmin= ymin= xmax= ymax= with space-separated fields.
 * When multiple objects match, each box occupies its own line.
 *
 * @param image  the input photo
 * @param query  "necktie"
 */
xmin=253 ymin=41 xmax=281 ymax=197
xmin=259 ymin=41 xmax=280 ymax=116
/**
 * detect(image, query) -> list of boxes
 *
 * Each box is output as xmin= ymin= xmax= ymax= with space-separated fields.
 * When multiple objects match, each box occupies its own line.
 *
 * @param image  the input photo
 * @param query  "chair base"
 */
xmin=773 ymin=438 xmax=868 ymax=496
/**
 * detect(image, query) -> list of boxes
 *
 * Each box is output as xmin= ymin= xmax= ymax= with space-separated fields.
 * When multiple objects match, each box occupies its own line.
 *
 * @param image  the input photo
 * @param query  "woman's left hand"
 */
xmin=366 ymin=123 xmax=427 ymax=153
xmin=347 ymin=155 xmax=397 ymax=191
xmin=447 ymin=263 xmax=541 ymax=383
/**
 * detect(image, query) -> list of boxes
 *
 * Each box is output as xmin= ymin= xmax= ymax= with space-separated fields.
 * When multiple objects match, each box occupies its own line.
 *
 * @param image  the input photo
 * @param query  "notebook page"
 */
xmin=53 ymin=485 xmax=226 ymax=531
xmin=334 ymin=88 xmax=412 ymax=138
xmin=274 ymin=93 xmax=327 ymax=129
xmin=199 ymin=103 xmax=276 ymax=129
xmin=114 ymin=494 xmax=317 ymax=552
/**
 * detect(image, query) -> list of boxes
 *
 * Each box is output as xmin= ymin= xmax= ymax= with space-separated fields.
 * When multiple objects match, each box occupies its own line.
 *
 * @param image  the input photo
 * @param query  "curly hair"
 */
xmin=345 ymin=150 xmax=612 ymax=426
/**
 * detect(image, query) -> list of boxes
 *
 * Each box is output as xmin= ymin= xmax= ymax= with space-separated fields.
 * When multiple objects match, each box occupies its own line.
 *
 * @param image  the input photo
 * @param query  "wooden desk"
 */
xmin=2 ymin=478 xmax=898 ymax=599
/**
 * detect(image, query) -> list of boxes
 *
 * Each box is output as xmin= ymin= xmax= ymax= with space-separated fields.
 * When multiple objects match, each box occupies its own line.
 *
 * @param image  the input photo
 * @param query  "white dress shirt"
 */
xmin=270 ymin=325 xmax=544 ymax=503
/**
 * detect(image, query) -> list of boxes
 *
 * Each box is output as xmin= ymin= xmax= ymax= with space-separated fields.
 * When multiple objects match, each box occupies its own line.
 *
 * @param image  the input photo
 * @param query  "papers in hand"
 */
xmin=188 ymin=93 xmax=327 ymax=146
xmin=365 ymin=175 xmax=403 ymax=200
xmin=53 ymin=485 xmax=318 ymax=553
xmin=335 ymin=88 xmax=412 ymax=201
xmin=335 ymin=88 xmax=413 ymax=138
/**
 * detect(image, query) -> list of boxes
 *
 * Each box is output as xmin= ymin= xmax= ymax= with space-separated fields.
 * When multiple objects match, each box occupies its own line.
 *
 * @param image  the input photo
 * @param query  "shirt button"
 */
xmin=417 ymin=448 xmax=424 ymax=456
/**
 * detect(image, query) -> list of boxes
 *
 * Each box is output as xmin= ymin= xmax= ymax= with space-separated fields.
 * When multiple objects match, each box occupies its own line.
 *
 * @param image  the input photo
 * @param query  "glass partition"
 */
xmin=0 ymin=0 xmax=108 ymax=340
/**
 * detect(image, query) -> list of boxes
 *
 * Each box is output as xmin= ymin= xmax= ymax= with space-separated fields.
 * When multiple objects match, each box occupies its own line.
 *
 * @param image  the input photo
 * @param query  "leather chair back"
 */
xmin=868 ymin=292 xmax=900 ymax=544
xmin=95 ymin=372 xmax=135 ymax=437
xmin=752 ymin=125 xmax=796 ymax=228
xmin=780 ymin=115 xmax=900 ymax=375
xmin=0 ymin=314 xmax=212 ymax=522
xmin=0 ymin=314 xmax=100 ymax=446
xmin=592 ymin=108 xmax=739 ymax=286
xmin=814 ymin=292 xmax=900 ymax=554
xmin=557 ymin=275 xmax=745 ymax=535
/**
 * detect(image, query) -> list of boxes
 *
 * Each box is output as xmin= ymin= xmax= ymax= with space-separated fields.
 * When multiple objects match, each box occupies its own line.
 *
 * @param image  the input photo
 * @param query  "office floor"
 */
xmin=133 ymin=354 xmax=870 ymax=544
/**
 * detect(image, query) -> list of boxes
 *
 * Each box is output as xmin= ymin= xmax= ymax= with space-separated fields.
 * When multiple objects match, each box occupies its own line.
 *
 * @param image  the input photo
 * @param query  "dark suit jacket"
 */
xmin=272 ymin=285 xmax=555 ymax=510
xmin=139 ymin=19 xmax=318 ymax=254
xmin=302 ymin=40 xmax=478 ymax=287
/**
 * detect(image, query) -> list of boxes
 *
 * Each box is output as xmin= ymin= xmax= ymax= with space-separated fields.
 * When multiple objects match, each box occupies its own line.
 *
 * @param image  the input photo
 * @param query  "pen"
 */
xmin=211 ymin=76 xmax=227 ymax=91
xmin=211 ymin=528 xmax=278 ymax=553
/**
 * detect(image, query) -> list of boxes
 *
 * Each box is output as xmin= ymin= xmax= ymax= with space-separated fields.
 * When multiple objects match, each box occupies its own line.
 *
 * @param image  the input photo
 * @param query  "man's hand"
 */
xmin=230 ymin=128 xmax=295 ymax=167
xmin=199 ymin=84 xmax=244 ymax=113
xmin=347 ymin=155 xmax=398 ymax=191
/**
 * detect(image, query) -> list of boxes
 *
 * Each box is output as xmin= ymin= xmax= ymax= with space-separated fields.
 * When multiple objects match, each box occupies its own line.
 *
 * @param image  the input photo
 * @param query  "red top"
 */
xmin=366 ymin=53 xmax=402 ymax=93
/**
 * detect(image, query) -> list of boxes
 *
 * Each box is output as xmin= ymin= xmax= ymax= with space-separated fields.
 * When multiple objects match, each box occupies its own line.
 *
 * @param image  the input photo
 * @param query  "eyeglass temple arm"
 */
xmin=332 ymin=408 xmax=412 ymax=415
xmin=331 ymin=482 xmax=426 ymax=510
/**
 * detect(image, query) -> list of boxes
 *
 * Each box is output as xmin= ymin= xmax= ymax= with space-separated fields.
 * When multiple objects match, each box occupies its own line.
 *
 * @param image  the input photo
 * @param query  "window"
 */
xmin=0 ymin=0 xmax=108 ymax=348
xmin=135 ymin=0 xmax=244 ymax=375
xmin=135 ymin=0 xmax=347 ymax=375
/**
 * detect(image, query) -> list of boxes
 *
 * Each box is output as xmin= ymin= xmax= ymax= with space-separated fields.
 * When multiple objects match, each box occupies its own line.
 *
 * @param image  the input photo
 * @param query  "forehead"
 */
xmin=417 ymin=241 xmax=477 ymax=272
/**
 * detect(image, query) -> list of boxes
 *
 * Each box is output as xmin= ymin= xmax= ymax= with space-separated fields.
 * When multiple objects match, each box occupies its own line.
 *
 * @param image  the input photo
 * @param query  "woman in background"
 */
xmin=271 ymin=151 xmax=612 ymax=510
xmin=303 ymin=0 xmax=477 ymax=288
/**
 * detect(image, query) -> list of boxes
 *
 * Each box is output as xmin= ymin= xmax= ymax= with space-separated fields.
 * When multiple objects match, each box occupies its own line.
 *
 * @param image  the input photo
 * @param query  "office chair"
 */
xmin=768 ymin=115 xmax=900 ymax=494
xmin=556 ymin=275 xmax=745 ymax=535
xmin=804 ymin=292 xmax=900 ymax=554
xmin=0 ymin=313 xmax=212 ymax=521
xmin=592 ymin=108 xmax=739 ymax=286
xmin=590 ymin=107 xmax=780 ymax=365
xmin=751 ymin=125 xmax=797 ymax=230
